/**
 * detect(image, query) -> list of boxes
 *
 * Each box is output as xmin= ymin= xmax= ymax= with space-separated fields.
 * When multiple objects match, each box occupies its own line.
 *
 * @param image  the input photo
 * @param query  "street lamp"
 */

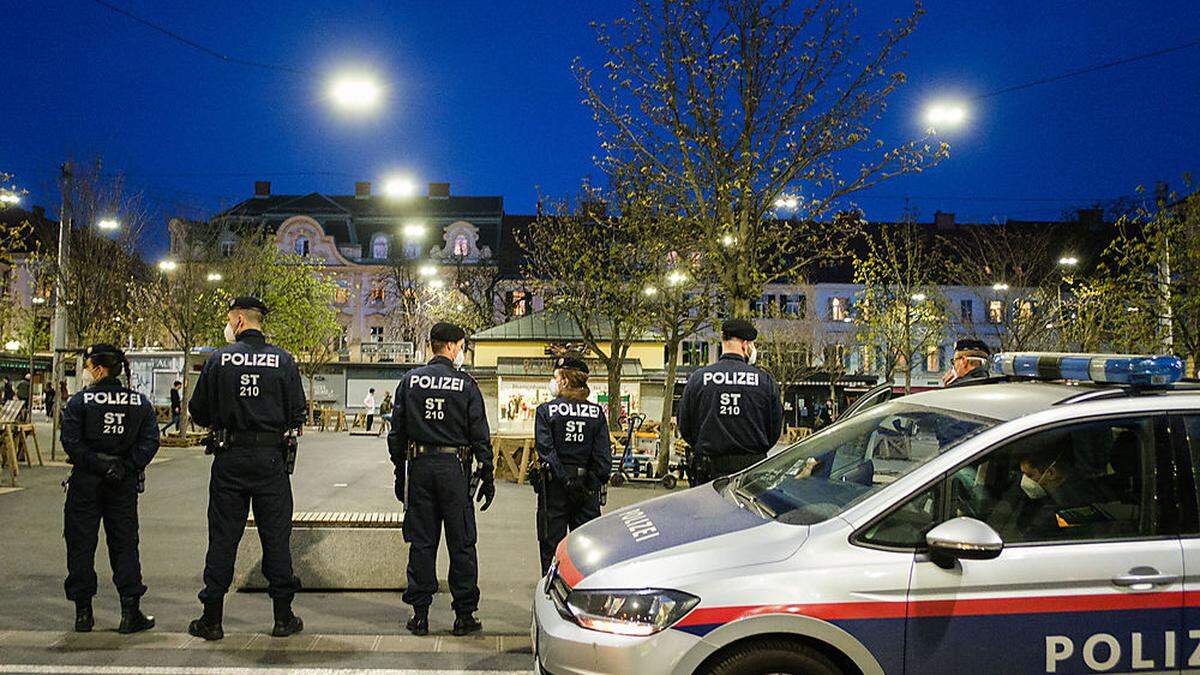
xmin=206 ymin=272 xmax=223 ymax=282
xmin=1058 ymin=256 xmax=1079 ymax=267
xmin=31 ymin=296 xmax=46 ymax=306
xmin=97 ymin=218 xmax=120 ymax=231
xmin=643 ymin=285 xmax=659 ymax=297
xmin=720 ymin=234 xmax=736 ymax=247
xmin=0 ymin=193 xmax=19 ymax=205
xmin=925 ymin=102 xmax=967 ymax=129
xmin=992 ymin=283 xmax=1010 ymax=292
xmin=773 ymin=195 xmax=799 ymax=210
xmin=329 ymin=73 xmax=383 ymax=112
xmin=402 ymin=223 xmax=426 ymax=239
xmin=4 ymin=340 xmax=19 ymax=352
xmin=667 ymin=270 xmax=688 ymax=286
xmin=911 ymin=293 xmax=927 ymax=302
xmin=384 ymin=176 xmax=417 ymax=199
xmin=158 ymin=260 xmax=178 ymax=273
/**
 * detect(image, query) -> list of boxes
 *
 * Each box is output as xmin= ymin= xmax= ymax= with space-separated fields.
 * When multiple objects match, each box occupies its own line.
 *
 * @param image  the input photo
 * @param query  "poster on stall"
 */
xmin=496 ymin=379 xmax=642 ymax=433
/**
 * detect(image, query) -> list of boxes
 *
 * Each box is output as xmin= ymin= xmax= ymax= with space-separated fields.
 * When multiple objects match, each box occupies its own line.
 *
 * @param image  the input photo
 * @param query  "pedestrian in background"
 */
xmin=363 ymin=387 xmax=377 ymax=432
xmin=388 ymin=322 xmax=494 ymax=636
xmin=44 ymin=383 xmax=56 ymax=420
xmin=187 ymin=296 xmax=306 ymax=641
xmin=16 ymin=374 xmax=31 ymax=420
xmin=532 ymin=356 xmax=611 ymax=576
xmin=2 ymin=378 xmax=14 ymax=402
xmin=161 ymin=381 xmax=182 ymax=434
xmin=678 ymin=318 xmax=783 ymax=485
xmin=379 ymin=391 xmax=393 ymax=433
xmin=61 ymin=343 xmax=159 ymax=634
xmin=943 ymin=339 xmax=992 ymax=387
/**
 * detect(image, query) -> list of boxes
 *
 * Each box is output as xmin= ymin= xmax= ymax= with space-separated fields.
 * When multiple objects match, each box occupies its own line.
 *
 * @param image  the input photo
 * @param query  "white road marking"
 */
xmin=333 ymin=483 xmax=348 ymax=488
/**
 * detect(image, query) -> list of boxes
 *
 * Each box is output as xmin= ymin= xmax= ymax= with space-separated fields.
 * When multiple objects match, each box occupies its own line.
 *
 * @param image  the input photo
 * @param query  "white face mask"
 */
xmin=452 ymin=348 xmax=465 ymax=369
xmin=1020 ymin=474 xmax=1048 ymax=500
xmin=747 ymin=344 xmax=758 ymax=366
xmin=80 ymin=368 xmax=95 ymax=387
xmin=223 ymin=322 xmax=237 ymax=344
xmin=549 ymin=377 xmax=561 ymax=397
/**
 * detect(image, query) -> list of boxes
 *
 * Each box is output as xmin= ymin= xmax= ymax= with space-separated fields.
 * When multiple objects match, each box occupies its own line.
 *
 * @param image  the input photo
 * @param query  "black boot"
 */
xmin=405 ymin=608 xmax=429 ymax=636
xmin=270 ymin=598 xmax=304 ymax=638
xmin=118 ymin=596 xmax=155 ymax=634
xmin=452 ymin=612 xmax=482 ymax=636
xmin=187 ymin=600 xmax=224 ymax=641
xmin=74 ymin=600 xmax=94 ymax=633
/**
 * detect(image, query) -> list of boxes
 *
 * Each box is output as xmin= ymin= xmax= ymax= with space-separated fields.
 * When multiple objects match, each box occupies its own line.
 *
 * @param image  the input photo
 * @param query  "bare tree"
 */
xmin=576 ymin=0 xmax=946 ymax=315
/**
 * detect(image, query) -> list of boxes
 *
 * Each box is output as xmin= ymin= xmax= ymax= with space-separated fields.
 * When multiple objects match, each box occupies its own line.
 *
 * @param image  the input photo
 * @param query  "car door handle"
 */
xmin=1112 ymin=569 xmax=1180 ymax=588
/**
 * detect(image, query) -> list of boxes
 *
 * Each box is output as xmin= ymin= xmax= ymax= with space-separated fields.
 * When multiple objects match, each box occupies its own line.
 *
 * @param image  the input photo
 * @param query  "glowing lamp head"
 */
xmin=925 ymin=102 xmax=967 ymax=128
xmin=402 ymin=223 xmax=426 ymax=239
xmin=384 ymin=177 xmax=417 ymax=199
xmin=329 ymin=74 xmax=383 ymax=112
xmin=97 ymin=218 xmax=120 ymax=231
xmin=157 ymin=260 xmax=178 ymax=272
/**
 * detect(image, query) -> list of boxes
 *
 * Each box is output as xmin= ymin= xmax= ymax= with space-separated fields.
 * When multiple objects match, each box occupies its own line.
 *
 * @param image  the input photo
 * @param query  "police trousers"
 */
xmin=199 ymin=446 xmax=299 ymax=603
xmin=691 ymin=452 xmax=765 ymax=485
xmin=64 ymin=470 xmax=146 ymax=601
xmin=402 ymin=454 xmax=478 ymax=613
xmin=536 ymin=478 xmax=600 ymax=576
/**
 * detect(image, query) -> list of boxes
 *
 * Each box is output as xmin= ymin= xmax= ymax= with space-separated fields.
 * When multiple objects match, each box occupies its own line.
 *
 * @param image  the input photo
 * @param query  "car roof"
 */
xmin=897 ymin=381 xmax=1133 ymax=422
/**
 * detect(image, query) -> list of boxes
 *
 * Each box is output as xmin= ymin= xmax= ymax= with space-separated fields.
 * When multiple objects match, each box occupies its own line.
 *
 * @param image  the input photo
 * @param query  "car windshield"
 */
xmin=727 ymin=402 xmax=997 ymax=525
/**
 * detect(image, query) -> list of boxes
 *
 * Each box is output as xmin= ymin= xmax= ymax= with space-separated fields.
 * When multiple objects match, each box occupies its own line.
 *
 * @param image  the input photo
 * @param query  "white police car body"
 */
xmin=533 ymin=353 xmax=1200 ymax=674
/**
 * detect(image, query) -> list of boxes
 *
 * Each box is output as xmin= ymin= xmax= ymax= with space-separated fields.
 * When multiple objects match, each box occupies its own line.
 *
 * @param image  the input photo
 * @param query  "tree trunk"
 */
xmin=657 ymin=339 xmax=680 ymax=475
xmin=605 ymin=337 xmax=623 ymax=432
xmin=306 ymin=372 xmax=317 ymax=425
xmin=178 ymin=343 xmax=193 ymax=438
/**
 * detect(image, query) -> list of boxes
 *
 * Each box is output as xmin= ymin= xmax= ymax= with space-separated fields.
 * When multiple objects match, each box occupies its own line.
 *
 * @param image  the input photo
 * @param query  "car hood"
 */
xmin=556 ymin=484 xmax=800 ymax=587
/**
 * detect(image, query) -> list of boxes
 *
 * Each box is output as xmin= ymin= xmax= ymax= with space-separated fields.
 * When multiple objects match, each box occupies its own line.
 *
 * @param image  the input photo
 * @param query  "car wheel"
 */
xmin=705 ymin=638 xmax=843 ymax=675
xmin=661 ymin=474 xmax=677 ymax=489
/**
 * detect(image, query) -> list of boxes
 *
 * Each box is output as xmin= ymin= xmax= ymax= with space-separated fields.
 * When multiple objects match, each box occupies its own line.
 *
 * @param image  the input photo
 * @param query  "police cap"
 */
xmin=554 ymin=355 xmax=589 ymax=374
xmin=721 ymin=318 xmax=758 ymax=342
xmin=954 ymin=338 xmax=990 ymax=355
xmin=430 ymin=321 xmax=466 ymax=344
xmin=229 ymin=296 xmax=269 ymax=315
xmin=83 ymin=343 xmax=125 ymax=361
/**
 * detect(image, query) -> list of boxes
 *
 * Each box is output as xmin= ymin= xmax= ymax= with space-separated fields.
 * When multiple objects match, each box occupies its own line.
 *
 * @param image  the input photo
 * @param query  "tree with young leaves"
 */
xmin=854 ymin=219 xmax=947 ymax=393
xmin=522 ymin=185 xmax=658 ymax=429
xmin=576 ymin=0 xmax=946 ymax=316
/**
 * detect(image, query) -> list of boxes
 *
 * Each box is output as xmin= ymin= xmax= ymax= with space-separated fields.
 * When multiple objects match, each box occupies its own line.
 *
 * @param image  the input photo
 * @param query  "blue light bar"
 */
xmin=991 ymin=352 xmax=1183 ymax=386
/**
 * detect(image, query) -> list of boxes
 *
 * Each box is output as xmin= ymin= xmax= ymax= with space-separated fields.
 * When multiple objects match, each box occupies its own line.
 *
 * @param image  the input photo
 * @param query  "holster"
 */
xmin=283 ymin=434 xmax=298 ymax=475
xmin=203 ymin=429 xmax=230 ymax=456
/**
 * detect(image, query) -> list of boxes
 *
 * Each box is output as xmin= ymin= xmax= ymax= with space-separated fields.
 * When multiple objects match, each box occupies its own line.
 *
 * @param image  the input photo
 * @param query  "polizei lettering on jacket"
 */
xmin=620 ymin=508 xmax=660 ymax=542
xmin=220 ymin=352 xmax=281 ymax=368
xmin=702 ymin=371 xmax=760 ymax=386
xmin=410 ymin=374 xmax=466 ymax=391
xmin=548 ymin=402 xmax=601 ymax=418
xmin=82 ymin=391 xmax=143 ymax=406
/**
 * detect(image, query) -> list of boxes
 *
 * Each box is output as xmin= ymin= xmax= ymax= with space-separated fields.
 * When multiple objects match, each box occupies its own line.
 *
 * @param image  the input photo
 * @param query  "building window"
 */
xmin=334 ymin=325 xmax=348 ymax=352
xmin=334 ymin=283 xmax=350 ymax=305
xmin=785 ymin=293 xmax=806 ymax=317
xmin=988 ymin=299 xmax=1004 ymax=324
xmin=453 ymin=234 xmax=470 ymax=257
xmin=824 ymin=344 xmax=847 ymax=370
xmin=369 ymin=326 xmax=384 ymax=343
xmin=960 ymin=299 xmax=973 ymax=323
xmin=371 ymin=235 xmax=389 ymax=259
xmin=294 ymin=236 xmax=310 ymax=257
xmin=220 ymin=240 xmax=235 ymax=258
xmin=368 ymin=282 xmax=386 ymax=305
xmin=926 ymin=345 xmax=941 ymax=373
xmin=508 ymin=290 xmax=528 ymax=317
xmin=681 ymin=340 xmax=710 ymax=366
xmin=404 ymin=241 xmax=422 ymax=259
xmin=1017 ymin=300 xmax=1035 ymax=320
xmin=829 ymin=297 xmax=850 ymax=322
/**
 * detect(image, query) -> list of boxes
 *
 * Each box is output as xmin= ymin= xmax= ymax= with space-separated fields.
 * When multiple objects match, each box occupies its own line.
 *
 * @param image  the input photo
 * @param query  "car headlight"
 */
xmin=565 ymin=589 xmax=700 ymax=637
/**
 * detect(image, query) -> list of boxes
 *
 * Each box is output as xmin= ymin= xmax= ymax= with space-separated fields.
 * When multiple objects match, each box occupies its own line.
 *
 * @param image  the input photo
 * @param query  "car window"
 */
xmin=732 ymin=402 xmax=995 ymax=525
xmin=1179 ymin=414 xmax=1200 ymax=534
xmin=859 ymin=483 xmax=943 ymax=548
xmin=947 ymin=416 xmax=1160 ymax=544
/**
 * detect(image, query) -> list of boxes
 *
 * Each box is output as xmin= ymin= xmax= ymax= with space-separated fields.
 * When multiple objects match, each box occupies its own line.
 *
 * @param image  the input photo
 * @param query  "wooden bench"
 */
xmin=0 ymin=400 xmax=41 ymax=487
xmin=317 ymin=407 xmax=347 ymax=432
xmin=234 ymin=510 xmax=406 ymax=590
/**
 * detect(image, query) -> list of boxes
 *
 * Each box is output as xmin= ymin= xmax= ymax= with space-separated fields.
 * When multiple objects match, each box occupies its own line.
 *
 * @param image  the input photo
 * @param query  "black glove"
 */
xmin=475 ymin=475 xmax=495 ymax=511
xmin=394 ymin=477 xmax=405 ymax=504
xmin=103 ymin=459 xmax=126 ymax=483
xmin=564 ymin=476 xmax=585 ymax=495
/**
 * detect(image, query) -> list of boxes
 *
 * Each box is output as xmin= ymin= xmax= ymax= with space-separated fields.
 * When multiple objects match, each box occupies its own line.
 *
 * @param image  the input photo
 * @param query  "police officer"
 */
xmin=187 ymin=296 xmax=306 ymax=641
xmin=389 ymin=321 xmax=494 ymax=636
xmin=61 ymin=343 xmax=159 ymax=634
xmin=678 ymin=318 xmax=783 ymax=484
xmin=942 ymin=338 xmax=992 ymax=387
xmin=532 ymin=356 xmax=611 ymax=576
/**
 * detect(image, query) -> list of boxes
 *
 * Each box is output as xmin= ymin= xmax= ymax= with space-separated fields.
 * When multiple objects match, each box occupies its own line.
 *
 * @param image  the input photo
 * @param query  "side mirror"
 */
xmin=926 ymin=517 xmax=1004 ymax=569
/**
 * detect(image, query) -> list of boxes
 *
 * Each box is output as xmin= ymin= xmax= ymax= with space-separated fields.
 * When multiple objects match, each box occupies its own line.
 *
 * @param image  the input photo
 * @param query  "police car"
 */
xmin=533 ymin=353 xmax=1200 ymax=674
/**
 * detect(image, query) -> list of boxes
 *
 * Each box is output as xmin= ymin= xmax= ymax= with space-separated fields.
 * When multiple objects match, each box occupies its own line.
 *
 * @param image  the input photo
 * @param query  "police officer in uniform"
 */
xmin=532 ymin=356 xmax=611 ymax=576
xmin=187 ymin=296 xmax=306 ymax=641
xmin=389 ymin=322 xmax=494 ymax=636
xmin=678 ymin=318 xmax=783 ymax=485
xmin=942 ymin=338 xmax=992 ymax=387
xmin=62 ymin=344 xmax=159 ymax=633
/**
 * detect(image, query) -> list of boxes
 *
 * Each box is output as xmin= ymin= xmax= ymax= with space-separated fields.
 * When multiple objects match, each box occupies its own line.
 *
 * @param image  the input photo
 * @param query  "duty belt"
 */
xmin=410 ymin=444 xmax=465 ymax=458
xmin=219 ymin=430 xmax=286 ymax=448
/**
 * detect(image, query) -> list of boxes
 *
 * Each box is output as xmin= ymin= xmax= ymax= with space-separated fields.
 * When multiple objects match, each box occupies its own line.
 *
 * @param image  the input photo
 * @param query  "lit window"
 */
xmin=372 ymin=235 xmax=389 ymax=259
xmin=295 ymin=236 xmax=310 ymax=257
xmin=926 ymin=345 xmax=940 ymax=372
xmin=368 ymin=283 xmax=386 ymax=304
xmin=988 ymin=300 xmax=1004 ymax=324
xmin=682 ymin=340 xmax=710 ymax=366
xmin=509 ymin=290 xmax=528 ymax=317
xmin=220 ymin=240 xmax=235 ymax=258
xmin=453 ymin=235 xmax=470 ymax=257
xmin=830 ymin=297 xmax=849 ymax=322
xmin=334 ymin=283 xmax=350 ymax=305
xmin=404 ymin=241 xmax=422 ymax=259
xmin=960 ymin=299 xmax=973 ymax=323
xmin=369 ymin=326 xmax=384 ymax=343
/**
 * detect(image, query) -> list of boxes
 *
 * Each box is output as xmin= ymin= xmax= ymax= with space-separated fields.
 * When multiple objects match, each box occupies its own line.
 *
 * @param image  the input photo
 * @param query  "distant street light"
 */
xmin=97 ymin=218 xmax=120 ymax=231
xmin=992 ymin=282 xmax=1010 ymax=292
xmin=925 ymin=102 xmax=967 ymax=129
xmin=418 ymin=264 xmax=437 ymax=277
xmin=4 ymin=340 xmax=20 ymax=352
xmin=911 ymin=293 xmax=927 ymax=302
xmin=643 ymin=285 xmax=659 ymax=297
xmin=1058 ymin=256 xmax=1079 ymax=267
xmin=402 ymin=223 xmax=426 ymax=238
xmin=773 ymin=195 xmax=799 ymax=210
xmin=720 ymin=234 xmax=736 ymax=247
xmin=0 ymin=193 xmax=20 ymax=205
xmin=329 ymin=73 xmax=383 ymax=112
xmin=667 ymin=270 xmax=688 ymax=286
xmin=384 ymin=177 xmax=417 ymax=199
xmin=158 ymin=260 xmax=178 ymax=272
xmin=31 ymin=296 xmax=46 ymax=305
xmin=206 ymin=272 xmax=223 ymax=282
